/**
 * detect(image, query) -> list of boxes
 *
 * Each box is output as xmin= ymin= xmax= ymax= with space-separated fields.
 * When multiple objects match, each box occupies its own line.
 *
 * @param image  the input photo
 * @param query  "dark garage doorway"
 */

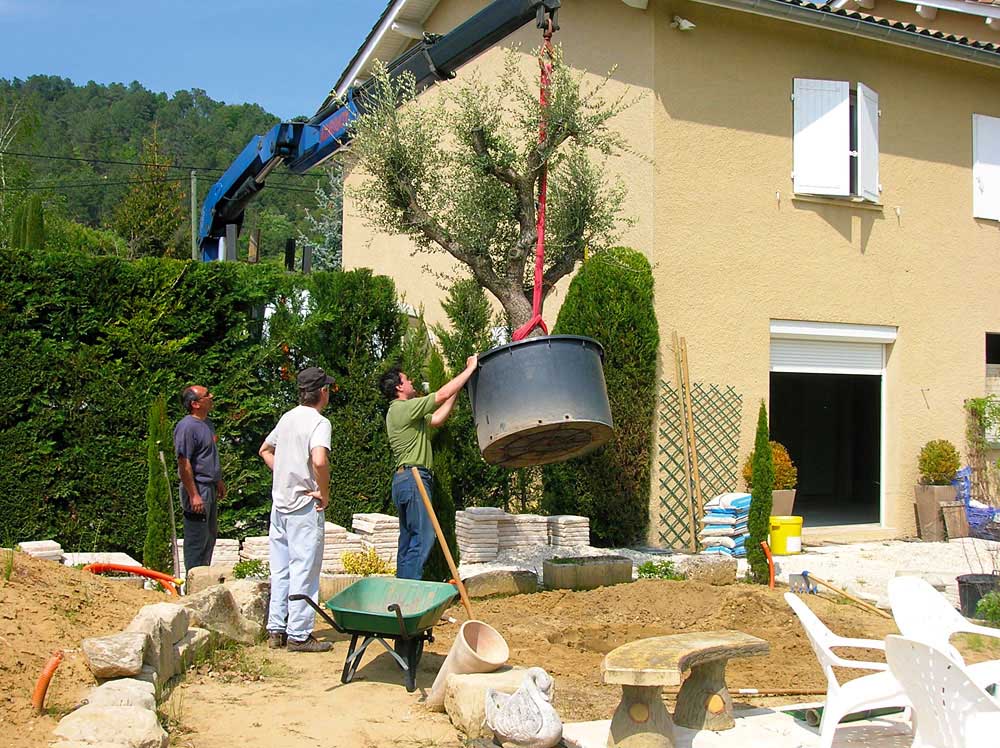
xmin=769 ymin=373 xmax=881 ymax=526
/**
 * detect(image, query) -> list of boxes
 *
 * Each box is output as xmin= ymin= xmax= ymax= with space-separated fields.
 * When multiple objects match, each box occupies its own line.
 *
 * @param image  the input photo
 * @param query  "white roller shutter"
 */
xmin=857 ymin=83 xmax=880 ymax=203
xmin=770 ymin=339 xmax=884 ymax=375
xmin=793 ymin=79 xmax=850 ymax=197
xmin=973 ymin=113 xmax=1000 ymax=222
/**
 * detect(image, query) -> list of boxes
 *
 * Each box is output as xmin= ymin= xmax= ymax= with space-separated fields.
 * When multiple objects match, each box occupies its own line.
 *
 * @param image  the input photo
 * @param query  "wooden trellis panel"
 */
xmin=657 ymin=381 xmax=742 ymax=549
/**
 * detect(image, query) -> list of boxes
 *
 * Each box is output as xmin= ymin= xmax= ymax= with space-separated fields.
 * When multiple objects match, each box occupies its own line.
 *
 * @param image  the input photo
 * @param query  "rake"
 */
xmin=788 ymin=570 xmax=892 ymax=619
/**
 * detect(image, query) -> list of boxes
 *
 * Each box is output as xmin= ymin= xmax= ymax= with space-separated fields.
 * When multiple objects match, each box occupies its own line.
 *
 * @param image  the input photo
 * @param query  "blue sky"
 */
xmin=0 ymin=0 xmax=389 ymax=120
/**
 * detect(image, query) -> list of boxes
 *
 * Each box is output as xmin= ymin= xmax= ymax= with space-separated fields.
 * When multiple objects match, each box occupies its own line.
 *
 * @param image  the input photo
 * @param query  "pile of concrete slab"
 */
xmin=321 ymin=522 xmax=364 ymax=573
xmin=174 ymin=538 xmax=240 ymax=577
xmin=240 ymin=536 xmax=271 ymax=563
xmin=456 ymin=507 xmax=504 ymax=563
xmin=547 ymin=515 xmax=591 ymax=547
xmin=18 ymin=539 xmax=63 ymax=562
xmin=498 ymin=514 xmax=549 ymax=552
xmin=352 ymin=513 xmax=399 ymax=564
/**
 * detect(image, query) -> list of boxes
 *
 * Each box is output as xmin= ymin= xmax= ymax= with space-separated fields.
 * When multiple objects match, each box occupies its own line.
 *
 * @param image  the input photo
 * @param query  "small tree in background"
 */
xmin=23 ymin=195 xmax=45 ymax=249
xmin=541 ymin=247 xmax=659 ymax=546
xmin=298 ymin=164 xmax=343 ymax=271
xmin=8 ymin=201 xmax=26 ymax=248
xmin=747 ymin=400 xmax=774 ymax=584
xmin=143 ymin=394 xmax=175 ymax=574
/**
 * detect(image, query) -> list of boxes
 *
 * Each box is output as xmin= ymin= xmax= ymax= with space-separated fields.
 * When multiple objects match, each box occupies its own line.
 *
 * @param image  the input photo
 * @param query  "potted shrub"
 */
xmin=743 ymin=441 xmax=798 ymax=516
xmin=914 ymin=439 xmax=960 ymax=541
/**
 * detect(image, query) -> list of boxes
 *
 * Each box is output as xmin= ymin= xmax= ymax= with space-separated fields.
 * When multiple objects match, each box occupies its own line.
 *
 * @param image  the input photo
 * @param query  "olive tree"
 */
xmin=346 ymin=48 xmax=633 ymax=333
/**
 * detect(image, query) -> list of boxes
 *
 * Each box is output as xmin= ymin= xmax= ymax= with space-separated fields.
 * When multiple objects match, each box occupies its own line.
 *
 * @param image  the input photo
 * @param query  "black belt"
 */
xmin=396 ymin=464 xmax=432 ymax=475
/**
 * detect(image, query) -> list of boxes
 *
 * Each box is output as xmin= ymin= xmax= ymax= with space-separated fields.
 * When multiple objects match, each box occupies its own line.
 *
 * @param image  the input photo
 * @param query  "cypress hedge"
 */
xmin=541 ymin=247 xmax=659 ymax=547
xmin=143 ymin=394 xmax=174 ymax=573
xmin=747 ymin=400 xmax=774 ymax=584
xmin=0 ymin=248 xmax=408 ymax=555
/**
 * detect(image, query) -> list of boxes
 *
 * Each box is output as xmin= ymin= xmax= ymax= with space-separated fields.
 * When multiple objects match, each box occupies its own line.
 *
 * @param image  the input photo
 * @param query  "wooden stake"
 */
xmin=411 ymin=467 xmax=474 ymax=620
xmin=673 ymin=332 xmax=696 ymax=552
xmin=680 ymin=337 xmax=704 ymax=525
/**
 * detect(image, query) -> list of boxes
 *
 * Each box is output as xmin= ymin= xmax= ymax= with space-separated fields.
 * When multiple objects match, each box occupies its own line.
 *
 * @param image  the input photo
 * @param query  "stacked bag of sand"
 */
xmin=546 ymin=515 xmax=591 ymax=548
xmin=455 ymin=507 xmax=503 ymax=563
xmin=352 ymin=513 xmax=399 ymax=564
xmin=698 ymin=493 xmax=751 ymax=557
xmin=497 ymin=513 xmax=549 ymax=552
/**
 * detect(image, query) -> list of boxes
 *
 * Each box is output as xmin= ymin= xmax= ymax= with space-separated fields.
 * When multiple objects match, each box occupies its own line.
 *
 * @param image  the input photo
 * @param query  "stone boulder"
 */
xmin=185 ymin=563 xmax=237 ymax=595
xmin=53 ymin=705 xmax=167 ymax=748
xmin=179 ymin=585 xmax=263 ymax=644
xmin=175 ymin=627 xmax=214 ymax=670
xmin=677 ymin=554 xmax=737 ymax=586
xmin=463 ymin=570 xmax=539 ymax=598
xmin=224 ymin=578 xmax=270 ymax=626
xmin=443 ymin=666 xmax=530 ymax=739
xmin=128 ymin=603 xmax=190 ymax=644
xmin=125 ymin=604 xmax=191 ymax=686
xmin=82 ymin=632 xmax=148 ymax=679
xmin=83 ymin=679 xmax=156 ymax=710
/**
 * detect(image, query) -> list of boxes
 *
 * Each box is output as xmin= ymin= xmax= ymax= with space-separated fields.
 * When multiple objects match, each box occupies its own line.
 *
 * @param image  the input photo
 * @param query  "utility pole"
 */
xmin=190 ymin=170 xmax=198 ymax=261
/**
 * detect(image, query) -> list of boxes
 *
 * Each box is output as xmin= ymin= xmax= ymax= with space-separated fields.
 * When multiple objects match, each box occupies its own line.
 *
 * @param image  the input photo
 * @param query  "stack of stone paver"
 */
xmin=497 ymin=513 xmax=549 ymax=552
xmin=18 ymin=539 xmax=64 ymax=562
xmin=352 ymin=513 xmax=399 ymax=564
xmin=240 ymin=536 xmax=271 ymax=563
xmin=321 ymin=522 xmax=364 ymax=573
xmin=547 ymin=515 xmax=591 ymax=547
xmin=212 ymin=539 xmax=240 ymax=565
xmin=455 ymin=507 xmax=504 ymax=562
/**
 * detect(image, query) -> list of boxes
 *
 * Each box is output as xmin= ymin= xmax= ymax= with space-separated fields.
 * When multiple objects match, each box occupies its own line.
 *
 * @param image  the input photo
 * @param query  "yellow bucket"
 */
xmin=769 ymin=516 xmax=803 ymax=555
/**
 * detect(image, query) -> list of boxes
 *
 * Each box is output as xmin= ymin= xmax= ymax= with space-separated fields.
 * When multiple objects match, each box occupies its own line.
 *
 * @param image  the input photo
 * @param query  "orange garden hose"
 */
xmin=32 ymin=650 xmax=64 ymax=713
xmin=82 ymin=563 xmax=181 ymax=596
xmin=760 ymin=541 xmax=775 ymax=589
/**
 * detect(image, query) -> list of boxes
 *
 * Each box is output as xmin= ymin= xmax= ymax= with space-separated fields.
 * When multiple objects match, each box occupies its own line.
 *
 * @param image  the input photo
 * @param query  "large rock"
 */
xmin=443 ymin=666 xmax=530 ymax=739
xmin=53 ymin=705 xmax=167 ymax=748
xmin=175 ymin=627 xmax=214 ymax=670
xmin=83 ymin=679 xmax=156 ymax=710
xmin=178 ymin=585 xmax=263 ymax=644
xmin=128 ymin=603 xmax=190 ymax=644
xmin=677 ymin=555 xmax=737 ymax=586
xmin=224 ymin=578 xmax=270 ymax=626
xmin=185 ymin=563 xmax=237 ymax=595
xmin=125 ymin=604 xmax=190 ymax=686
xmin=463 ymin=570 xmax=538 ymax=598
xmin=82 ymin=632 xmax=148 ymax=679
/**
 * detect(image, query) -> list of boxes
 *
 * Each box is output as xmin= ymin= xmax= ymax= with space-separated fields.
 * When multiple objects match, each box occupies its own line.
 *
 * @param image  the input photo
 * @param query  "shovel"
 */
xmin=788 ymin=570 xmax=892 ymax=620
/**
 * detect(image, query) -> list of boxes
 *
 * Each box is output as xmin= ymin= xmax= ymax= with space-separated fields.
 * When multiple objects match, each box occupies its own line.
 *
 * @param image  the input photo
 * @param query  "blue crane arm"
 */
xmin=199 ymin=0 xmax=560 ymax=260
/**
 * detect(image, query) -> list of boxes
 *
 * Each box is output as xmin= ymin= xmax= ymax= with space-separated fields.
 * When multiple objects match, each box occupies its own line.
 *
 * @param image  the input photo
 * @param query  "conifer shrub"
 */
xmin=747 ymin=400 xmax=774 ymax=584
xmin=541 ymin=247 xmax=659 ymax=547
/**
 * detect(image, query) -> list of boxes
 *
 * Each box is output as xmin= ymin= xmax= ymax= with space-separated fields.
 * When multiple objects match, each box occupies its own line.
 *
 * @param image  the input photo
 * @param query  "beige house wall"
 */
xmin=342 ymin=0 xmax=1000 ymax=544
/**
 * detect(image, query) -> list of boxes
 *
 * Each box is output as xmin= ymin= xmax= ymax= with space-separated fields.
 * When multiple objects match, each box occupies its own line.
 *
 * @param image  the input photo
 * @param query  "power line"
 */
xmin=0 ymin=176 xmax=188 ymax=192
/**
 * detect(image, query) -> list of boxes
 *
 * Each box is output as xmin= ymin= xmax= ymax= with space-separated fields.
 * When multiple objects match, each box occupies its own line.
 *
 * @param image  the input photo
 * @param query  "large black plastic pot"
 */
xmin=957 ymin=573 xmax=999 ymax=618
xmin=466 ymin=335 xmax=613 ymax=468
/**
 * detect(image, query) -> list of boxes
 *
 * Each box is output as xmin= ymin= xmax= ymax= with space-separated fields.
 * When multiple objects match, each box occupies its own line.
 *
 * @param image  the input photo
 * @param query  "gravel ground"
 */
xmin=458 ymin=536 xmax=1000 ymax=610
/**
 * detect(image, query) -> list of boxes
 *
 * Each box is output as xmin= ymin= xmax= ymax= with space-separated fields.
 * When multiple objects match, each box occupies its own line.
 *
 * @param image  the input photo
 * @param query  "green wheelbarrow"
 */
xmin=290 ymin=577 xmax=457 ymax=692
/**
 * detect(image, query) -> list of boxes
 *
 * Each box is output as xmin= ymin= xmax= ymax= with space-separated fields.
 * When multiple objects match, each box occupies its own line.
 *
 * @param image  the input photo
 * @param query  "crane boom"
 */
xmin=199 ymin=0 xmax=560 ymax=260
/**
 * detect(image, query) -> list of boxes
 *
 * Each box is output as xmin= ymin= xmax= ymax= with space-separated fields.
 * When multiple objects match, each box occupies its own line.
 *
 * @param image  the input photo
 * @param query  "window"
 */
xmin=973 ymin=114 xmax=1000 ymax=222
xmin=793 ymin=78 xmax=880 ymax=202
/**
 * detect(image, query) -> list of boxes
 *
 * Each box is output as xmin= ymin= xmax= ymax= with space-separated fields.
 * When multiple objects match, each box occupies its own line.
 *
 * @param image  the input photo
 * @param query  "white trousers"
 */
xmin=267 ymin=502 xmax=325 ymax=642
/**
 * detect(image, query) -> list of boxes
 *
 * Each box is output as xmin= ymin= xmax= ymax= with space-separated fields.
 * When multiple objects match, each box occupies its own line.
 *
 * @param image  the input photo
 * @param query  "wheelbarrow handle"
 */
xmin=388 ymin=603 xmax=410 ymax=640
xmin=289 ymin=594 xmax=346 ymax=634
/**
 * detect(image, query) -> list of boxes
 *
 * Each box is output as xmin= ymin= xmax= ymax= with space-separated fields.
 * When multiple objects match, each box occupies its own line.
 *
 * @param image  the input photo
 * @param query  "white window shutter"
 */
xmin=857 ymin=83 xmax=880 ymax=203
xmin=793 ymin=78 xmax=850 ymax=196
xmin=973 ymin=113 xmax=1000 ymax=221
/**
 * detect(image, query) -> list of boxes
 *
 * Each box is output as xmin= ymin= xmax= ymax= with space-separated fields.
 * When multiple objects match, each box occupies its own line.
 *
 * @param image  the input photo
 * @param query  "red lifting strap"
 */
xmin=512 ymin=20 xmax=556 ymax=342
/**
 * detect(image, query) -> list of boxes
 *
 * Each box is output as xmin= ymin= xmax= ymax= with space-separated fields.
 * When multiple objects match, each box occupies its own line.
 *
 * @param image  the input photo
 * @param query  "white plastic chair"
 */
xmin=888 ymin=575 xmax=1000 ymax=688
xmin=784 ymin=592 xmax=910 ymax=748
xmin=885 ymin=635 xmax=1000 ymax=748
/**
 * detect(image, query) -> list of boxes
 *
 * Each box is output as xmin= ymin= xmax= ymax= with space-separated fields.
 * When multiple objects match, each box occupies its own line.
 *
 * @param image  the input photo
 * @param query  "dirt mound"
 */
xmin=433 ymin=580 xmax=898 ymax=722
xmin=0 ymin=552 xmax=162 ymax=748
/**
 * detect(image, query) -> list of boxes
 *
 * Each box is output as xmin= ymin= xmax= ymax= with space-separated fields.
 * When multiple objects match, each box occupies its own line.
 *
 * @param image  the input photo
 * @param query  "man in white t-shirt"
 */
xmin=258 ymin=366 xmax=335 ymax=653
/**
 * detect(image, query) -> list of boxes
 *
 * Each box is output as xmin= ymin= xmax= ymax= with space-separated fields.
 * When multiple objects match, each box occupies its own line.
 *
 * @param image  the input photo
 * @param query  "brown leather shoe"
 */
xmin=287 ymin=635 xmax=332 ymax=653
xmin=267 ymin=632 xmax=287 ymax=649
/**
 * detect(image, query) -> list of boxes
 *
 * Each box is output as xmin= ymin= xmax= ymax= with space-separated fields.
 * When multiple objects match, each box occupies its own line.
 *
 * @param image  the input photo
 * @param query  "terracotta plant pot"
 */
xmin=913 ymin=484 xmax=956 ymax=541
xmin=771 ymin=489 xmax=796 ymax=517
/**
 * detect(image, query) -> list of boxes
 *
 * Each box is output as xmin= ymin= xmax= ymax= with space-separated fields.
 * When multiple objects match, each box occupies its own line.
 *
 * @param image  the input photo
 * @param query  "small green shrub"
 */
xmin=918 ymin=440 xmax=961 ymax=485
xmin=743 ymin=441 xmax=797 ymax=490
xmin=232 ymin=558 xmax=270 ymax=580
xmin=976 ymin=591 xmax=1000 ymax=626
xmin=637 ymin=560 xmax=684 ymax=580
xmin=1 ymin=547 xmax=13 ymax=582
xmin=342 ymin=547 xmax=394 ymax=576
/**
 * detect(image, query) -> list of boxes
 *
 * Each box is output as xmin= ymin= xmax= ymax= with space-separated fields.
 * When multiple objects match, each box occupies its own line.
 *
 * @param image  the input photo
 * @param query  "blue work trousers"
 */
xmin=392 ymin=467 xmax=436 ymax=580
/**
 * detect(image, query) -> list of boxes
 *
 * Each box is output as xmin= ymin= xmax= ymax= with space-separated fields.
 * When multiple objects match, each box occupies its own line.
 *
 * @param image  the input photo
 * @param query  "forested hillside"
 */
xmin=0 ymin=75 xmax=338 ymax=263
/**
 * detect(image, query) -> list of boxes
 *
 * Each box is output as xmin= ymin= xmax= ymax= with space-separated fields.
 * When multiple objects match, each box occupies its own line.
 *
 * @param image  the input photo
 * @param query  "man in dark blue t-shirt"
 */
xmin=174 ymin=384 xmax=225 ymax=572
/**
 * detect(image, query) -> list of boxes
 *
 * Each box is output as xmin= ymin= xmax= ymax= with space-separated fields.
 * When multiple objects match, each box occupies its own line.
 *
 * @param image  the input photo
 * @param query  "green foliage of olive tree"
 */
xmin=747 ymin=400 xmax=774 ymax=584
xmin=347 ymin=48 xmax=633 ymax=332
xmin=143 ymin=394 xmax=175 ymax=574
xmin=298 ymin=164 xmax=343 ymax=271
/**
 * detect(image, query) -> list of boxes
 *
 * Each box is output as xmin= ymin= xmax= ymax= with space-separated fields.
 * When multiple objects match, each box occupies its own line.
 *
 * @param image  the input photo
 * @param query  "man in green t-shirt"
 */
xmin=379 ymin=355 xmax=479 ymax=579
